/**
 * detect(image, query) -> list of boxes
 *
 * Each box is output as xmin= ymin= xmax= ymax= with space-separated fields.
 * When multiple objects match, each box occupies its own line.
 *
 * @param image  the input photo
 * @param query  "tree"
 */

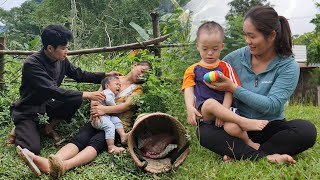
xmin=223 ymin=0 xmax=270 ymax=57
xmin=294 ymin=3 xmax=320 ymax=64
xmin=0 ymin=0 xmax=163 ymax=49
xmin=225 ymin=0 xmax=270 ymax=19
xmin=0 ymin=1 xmax=42 ymax=49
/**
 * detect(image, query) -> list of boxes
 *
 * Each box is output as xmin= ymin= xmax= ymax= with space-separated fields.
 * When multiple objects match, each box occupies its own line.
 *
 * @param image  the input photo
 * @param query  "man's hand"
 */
xmin=83 ymin=91 xmax=105 ymax=101
xmin=106 ymin=71 xmax=123 ymax=76
xmin=186 ymin=106 xmax=202 ymax=126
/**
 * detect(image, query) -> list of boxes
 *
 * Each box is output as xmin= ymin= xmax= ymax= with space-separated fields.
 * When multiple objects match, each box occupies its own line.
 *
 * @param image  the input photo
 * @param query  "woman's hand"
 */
xmin=90 ymin=115 xmax=102 ymax=127
xmin=204 ymin=75 xmax=238 ymax=93
xmin=90 ymin=104 xmax=109 ymax=117
xmin=186 ymin=106 xmax=202 ymax=126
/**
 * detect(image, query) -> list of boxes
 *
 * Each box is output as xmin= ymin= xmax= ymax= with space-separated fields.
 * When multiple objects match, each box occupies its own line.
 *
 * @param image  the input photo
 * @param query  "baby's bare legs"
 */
xmin=201 ymin=99 xmax=269 ymax=131
xmin=224 ymin=122 xmax=260 ymax=150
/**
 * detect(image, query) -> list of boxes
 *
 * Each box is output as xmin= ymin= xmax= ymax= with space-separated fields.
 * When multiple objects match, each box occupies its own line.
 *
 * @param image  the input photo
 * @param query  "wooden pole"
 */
xmin=0 ymin=34 xmax=171 ymax=56
xmin=151 ymin=12 xmax=161 ymax=57
xmin=0 ymin=37 xmax=5 ymax=89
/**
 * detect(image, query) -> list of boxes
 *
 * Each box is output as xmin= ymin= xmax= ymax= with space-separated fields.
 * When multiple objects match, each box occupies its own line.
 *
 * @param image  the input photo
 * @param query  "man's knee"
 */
xmin=14 ymin=118 xmax=41 ymax=154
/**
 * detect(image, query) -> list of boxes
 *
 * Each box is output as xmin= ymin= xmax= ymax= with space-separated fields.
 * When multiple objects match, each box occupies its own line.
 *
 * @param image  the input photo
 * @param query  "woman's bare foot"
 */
xmin=267 ymin=154 xmax=296 ymax=164
xmin=16 ymin=146 xmax=49 ymax=174
xmin=48 ymin=154 xmax=66 ymax=179
xmin=108 ymin=145 xmax=126 ymax=154
xmin=239 ymin=118 xmax=269 ymax=131
xmin=223 ymin=155 xmax=234 ymax=163
xmin=16 ymin=146 xmax=41 ymax=176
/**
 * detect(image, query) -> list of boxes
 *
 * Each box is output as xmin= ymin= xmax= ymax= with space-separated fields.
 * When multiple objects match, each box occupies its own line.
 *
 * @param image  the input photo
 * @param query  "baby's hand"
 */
xmin=215 ymin=118 xmax=224 ymax=127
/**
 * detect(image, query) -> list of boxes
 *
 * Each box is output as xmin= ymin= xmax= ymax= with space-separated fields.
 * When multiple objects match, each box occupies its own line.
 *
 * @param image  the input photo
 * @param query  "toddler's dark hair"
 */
xmin=196 ymin=21 xmax=224 ymax=41
xmin=101 ymin=75 xmax=119 ymax=90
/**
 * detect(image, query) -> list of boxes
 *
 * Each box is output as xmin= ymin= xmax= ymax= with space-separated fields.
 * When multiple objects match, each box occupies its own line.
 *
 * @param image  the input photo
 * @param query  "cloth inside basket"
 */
xmin=138 ymin=132 xmax=178 ymax=159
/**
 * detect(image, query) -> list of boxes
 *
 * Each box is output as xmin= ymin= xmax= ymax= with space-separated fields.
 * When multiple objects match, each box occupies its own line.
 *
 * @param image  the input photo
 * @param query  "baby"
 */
xmin=91 ymin=75 xmax=127 ymax=154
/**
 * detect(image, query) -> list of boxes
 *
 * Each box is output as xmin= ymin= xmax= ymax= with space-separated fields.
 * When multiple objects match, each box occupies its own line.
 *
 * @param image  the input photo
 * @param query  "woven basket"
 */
xmin=128 ymin=112 xmax=190 ymax=173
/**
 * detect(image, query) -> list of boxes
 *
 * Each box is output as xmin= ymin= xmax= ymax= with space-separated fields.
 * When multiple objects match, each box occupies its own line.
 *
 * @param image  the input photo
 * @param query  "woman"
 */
xmin=188 ymin=6 xmax=316 ymax=163
xmin=17 ymin=61 xmax=152 ymax=178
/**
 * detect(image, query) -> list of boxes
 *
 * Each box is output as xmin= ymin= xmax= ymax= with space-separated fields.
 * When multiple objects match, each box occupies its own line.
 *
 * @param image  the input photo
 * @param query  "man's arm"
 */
xmin=24 ymin=62 xmax=105 ymax=102
xmin=65 ymin=59 xmax=106 ymax=84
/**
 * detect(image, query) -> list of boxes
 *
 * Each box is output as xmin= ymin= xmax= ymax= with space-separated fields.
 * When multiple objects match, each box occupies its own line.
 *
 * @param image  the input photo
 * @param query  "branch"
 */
xmin=0 ymin=34 xmax=171 ymax=56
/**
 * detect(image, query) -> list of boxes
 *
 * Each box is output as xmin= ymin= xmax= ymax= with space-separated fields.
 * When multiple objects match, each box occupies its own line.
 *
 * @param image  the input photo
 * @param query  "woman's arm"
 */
xmin=211 ymin=62 xmax=299 ymax=115
xmin=91 ymin=95 xmax=133 ymax=117
xmin=233 ymin=64 xmax=299 ymax=115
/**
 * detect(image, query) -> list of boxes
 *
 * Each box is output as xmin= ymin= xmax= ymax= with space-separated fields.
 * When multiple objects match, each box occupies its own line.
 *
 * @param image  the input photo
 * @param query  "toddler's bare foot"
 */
xmin=247 ymin=141 xmax=260 ymax=150
xmin=108 ymin=145 xmax=126 ymax=154
xmin=239 ymin=119 xmax=269 ymax=131
xmin=120 ymin=133 xmax=128 ymax=145
xmin=267 ymin=154 xmax=296 ymax=164
xmin=223 ymin=155 xmax=234 ymax=163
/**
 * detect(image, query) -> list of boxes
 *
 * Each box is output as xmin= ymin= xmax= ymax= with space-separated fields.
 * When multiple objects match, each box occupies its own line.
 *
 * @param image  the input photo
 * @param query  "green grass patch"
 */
xmin=1 ymin=105 xmax=319 ymax=179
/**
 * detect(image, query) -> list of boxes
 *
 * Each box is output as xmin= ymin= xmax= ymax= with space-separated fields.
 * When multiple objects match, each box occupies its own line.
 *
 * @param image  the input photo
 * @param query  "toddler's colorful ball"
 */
xmin=203 ymin=70 xmax=222 ymax=83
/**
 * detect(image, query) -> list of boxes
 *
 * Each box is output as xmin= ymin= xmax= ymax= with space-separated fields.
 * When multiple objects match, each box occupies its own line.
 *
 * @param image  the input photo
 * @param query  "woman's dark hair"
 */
xmin=137 ymin=60 xmax=152 ymax=70
xmin=101 ymin=75 xmax=119 ymax=90
xmin=245 ymin=6 xmax=293 ymax=57
xmin=41 ymin=25 xmax=73 ymax=49
xmin=196 ymin=21 xmax=224 ymax=41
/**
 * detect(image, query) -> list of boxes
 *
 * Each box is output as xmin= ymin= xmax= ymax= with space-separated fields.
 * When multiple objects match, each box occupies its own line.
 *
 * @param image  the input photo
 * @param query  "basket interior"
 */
xmin=132 ymin=115 xmax=182 ymax=158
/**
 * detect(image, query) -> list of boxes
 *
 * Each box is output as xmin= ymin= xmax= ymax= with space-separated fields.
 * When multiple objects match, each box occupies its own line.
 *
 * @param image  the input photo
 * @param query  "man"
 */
xmin=9 ymin=24 xmax=114 ymax=155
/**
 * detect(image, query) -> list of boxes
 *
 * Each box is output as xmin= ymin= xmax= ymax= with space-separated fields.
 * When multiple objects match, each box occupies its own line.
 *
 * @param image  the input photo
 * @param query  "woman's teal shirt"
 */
xmin=223 ymin=46 xmax=300 ymax=121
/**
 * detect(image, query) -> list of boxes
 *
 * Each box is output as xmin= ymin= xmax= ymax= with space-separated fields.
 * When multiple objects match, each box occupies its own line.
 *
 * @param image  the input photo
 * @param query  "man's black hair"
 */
xmin=41 ymin=25 xmax=73 ymax=49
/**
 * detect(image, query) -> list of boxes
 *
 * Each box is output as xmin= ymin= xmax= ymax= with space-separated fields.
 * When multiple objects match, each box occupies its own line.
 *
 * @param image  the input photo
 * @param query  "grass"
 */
xmin=0 ymin=105 xmax=319 ymax=179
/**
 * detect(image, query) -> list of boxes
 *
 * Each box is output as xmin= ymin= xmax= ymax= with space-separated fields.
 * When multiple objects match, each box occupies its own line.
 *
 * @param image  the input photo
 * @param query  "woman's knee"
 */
xmin=289 ymin=119 xmax=317 ymax=147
